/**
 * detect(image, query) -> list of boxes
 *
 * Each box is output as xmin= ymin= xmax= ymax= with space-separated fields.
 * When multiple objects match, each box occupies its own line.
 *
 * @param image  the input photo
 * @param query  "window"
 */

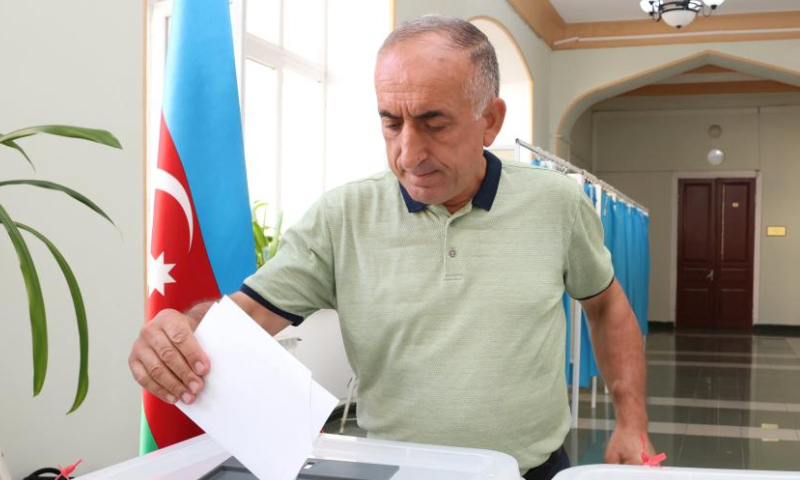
xmin=243 ymin=0 xmax=327 ymax=228
xmin=146 ymin=0 xmax=327 ymax=232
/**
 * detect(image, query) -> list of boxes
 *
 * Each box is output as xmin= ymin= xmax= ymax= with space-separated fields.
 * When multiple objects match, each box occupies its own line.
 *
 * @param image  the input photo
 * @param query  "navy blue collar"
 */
xmin=399 ymin=150 xmax=502 ymax=213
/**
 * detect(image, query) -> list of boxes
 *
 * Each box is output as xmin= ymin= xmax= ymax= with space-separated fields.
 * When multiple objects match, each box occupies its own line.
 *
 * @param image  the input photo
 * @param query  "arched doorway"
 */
xmin=557 ymin=51 xmax=800 ymax=331
xmin=471 ymin=17 xmax=534 ymax=161
xmin=555 ymin=50 xmax=800 ymax=155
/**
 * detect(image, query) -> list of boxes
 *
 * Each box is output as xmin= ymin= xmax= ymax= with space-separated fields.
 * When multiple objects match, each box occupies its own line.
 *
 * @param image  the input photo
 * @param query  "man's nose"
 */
xmin=398 ymin=124 xmax=427 ymax=171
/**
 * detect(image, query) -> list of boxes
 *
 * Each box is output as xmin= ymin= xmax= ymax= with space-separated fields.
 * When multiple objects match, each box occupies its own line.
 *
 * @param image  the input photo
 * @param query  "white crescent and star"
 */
xmin=153 ymin=168 xmax=194 ymax=250
xmin=148 ymin=252 xmax=175 ymax=297
xmin=147 ymin=168 xmax=195 ymax=297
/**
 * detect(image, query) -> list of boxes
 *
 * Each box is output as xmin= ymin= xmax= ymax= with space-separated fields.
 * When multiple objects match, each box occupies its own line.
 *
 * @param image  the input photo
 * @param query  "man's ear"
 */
xmin=482 ymin=98 xmax=507 ymax=147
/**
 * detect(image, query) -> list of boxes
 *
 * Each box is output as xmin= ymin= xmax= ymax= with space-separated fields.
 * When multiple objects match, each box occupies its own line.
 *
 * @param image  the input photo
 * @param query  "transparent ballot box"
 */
xmin=77 ymin=433 xmax=522 ymax=480
xmin=554 ymin=465 xmax=800 ymax=480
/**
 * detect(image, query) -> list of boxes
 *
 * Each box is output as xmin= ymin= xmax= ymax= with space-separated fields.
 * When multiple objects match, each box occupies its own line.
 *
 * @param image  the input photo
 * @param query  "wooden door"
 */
xmin=676 ymin=178 xmax=755 ymax=329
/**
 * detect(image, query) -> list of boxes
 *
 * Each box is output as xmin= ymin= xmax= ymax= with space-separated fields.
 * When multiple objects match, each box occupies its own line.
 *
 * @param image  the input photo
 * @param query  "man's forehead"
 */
xmin=375 ymin=75 xmax=458 ymax=110
xmin=375 ymin=47 xmax=469 ymax=112
xmin=376 ymin=35 xmax=470 ymax=80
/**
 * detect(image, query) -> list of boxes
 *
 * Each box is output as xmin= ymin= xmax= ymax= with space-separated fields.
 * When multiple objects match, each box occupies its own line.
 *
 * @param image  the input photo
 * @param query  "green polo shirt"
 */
xmin=242 ymin=150 xmax=613 ymax=472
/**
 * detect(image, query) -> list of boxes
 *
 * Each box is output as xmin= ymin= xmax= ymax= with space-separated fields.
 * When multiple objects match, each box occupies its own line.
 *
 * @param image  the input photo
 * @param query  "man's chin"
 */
xmin=404 ymin=185 xmax=443 ymax=205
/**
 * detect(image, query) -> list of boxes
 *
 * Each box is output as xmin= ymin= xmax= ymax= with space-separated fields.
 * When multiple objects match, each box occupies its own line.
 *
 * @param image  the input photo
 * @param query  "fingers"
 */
xmin=137 ymin=344 xmax=196 ymax=404
xmin=604 ymin=449 xmax=638 ymax=465
xmin=129 ymin=358 xmax=177 ymax=404
xmin=603 ymin=450 xmax=621 ymax=464
xmin=142 ymin=325 xmax=205 ymax=401
xmin=129 ymin=310 xmax=210 ymax=405
xmin=603 ymin=430 xmax=646 ymax=465
xmin=162 ymin=319 xmax=210 ymax=377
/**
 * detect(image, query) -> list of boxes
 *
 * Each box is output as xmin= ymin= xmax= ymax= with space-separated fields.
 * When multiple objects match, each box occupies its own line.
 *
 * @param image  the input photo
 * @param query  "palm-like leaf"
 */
xmin=0 ymin=125 xmax=121 ymax=149
xmin=0 ymin=135 xmax=35 ymax=170
xmin=0 ymin=180 xmax=115 ymax=227
xmin=16 ymin=223 xmax=90 ymax=413
xmin=267 ymin=211 xmax=283 ymax=261
xmin=0 ymin=124 xmax=121 ymax=412
xmin=0 ymin=204 xmax=48 ymax=395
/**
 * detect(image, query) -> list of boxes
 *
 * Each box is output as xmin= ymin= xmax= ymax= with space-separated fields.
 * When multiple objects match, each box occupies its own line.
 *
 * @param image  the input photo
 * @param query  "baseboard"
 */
xmin=647 ymin=321 xmax=674 ymax=333
xmin=753 ymin=324 xmax=800 ymax=337
xmin=647 ymin=321 xmax=800 ymax=337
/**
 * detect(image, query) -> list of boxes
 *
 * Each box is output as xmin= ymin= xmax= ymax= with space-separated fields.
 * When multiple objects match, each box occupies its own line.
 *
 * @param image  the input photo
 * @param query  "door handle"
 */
xmin=706 ymin=269 xmax=714 ymax=281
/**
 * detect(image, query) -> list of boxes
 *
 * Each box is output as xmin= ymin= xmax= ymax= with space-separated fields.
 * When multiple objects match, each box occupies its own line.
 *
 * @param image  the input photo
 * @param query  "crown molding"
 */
xmin=622 ymin=79 xmax=800 ymax=96
xmin=505 ymin=0 xmax=567 ymax=47
xmin=505 ymin=1 xmax=800 ymax=50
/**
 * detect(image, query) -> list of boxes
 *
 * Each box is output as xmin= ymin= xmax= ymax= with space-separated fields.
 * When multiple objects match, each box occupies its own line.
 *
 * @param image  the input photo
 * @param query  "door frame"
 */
xmin=670 ymin=171 xmax=762 ymax=326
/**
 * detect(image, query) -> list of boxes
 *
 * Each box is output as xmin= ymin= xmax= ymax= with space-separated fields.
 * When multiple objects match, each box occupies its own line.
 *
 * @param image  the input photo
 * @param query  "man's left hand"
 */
xmin=604 ymin=427 xmax=655 ymax=464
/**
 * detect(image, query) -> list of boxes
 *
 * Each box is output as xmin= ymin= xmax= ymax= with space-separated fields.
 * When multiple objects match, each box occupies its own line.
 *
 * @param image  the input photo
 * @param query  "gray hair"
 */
xmin=379 ymin=14 xmax=500 ymax=118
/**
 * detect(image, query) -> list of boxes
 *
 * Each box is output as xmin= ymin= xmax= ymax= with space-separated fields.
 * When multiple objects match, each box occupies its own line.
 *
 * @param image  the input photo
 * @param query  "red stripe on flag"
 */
xmin=143 ymin=115 xmax=221 ymax=448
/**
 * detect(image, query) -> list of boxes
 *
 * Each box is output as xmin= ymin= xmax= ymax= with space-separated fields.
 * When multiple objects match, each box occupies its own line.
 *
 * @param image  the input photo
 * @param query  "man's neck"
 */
xmin=442 ymin=158 xmax=486 ymax=214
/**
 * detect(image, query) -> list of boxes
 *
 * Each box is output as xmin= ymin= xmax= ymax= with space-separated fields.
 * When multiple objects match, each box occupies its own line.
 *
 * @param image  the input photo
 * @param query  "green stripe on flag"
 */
xmin=139 ymin=408 xmax=158 ymax=455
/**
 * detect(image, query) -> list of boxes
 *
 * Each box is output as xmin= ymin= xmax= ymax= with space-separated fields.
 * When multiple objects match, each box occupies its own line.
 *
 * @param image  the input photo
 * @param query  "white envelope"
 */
xmin=178 ymin=296 xmax=339 ymax=480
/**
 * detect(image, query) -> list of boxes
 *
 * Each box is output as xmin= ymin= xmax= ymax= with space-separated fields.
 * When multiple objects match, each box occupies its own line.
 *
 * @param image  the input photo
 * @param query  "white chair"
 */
xmin=339 ymin=372 xmax=358 ymax=433
xmin=0 ymin=446 xmax=12 ymax=480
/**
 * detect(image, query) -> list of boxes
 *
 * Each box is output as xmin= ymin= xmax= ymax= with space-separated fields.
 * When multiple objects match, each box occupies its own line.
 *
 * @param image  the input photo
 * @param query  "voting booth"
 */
xmin=76 ymin=433 xmax=522 ymax=480
xmin=554 ymin=465 xmax=800 ymax=480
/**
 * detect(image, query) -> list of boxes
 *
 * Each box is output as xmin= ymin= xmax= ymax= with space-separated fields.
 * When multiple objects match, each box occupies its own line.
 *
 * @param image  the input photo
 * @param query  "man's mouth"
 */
xmin=406 ymin=170 xmax=438 ymax=186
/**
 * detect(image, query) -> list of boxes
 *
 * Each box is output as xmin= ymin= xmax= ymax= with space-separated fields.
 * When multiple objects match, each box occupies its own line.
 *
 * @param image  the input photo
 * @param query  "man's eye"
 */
xmin=384 ymin=123 xmax=402 ymax=130
xmin=427 ymin=123 xmax=446 ymax=132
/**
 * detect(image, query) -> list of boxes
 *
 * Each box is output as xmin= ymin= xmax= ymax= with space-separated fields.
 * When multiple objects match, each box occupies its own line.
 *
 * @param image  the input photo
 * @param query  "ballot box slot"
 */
xmin=198 ymin=456 xmax=399 ymax=480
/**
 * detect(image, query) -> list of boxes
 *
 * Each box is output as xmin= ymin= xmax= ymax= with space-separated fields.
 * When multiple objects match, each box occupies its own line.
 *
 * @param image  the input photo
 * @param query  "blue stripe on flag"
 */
xmin=162 ymin=0 xmax=255 ymax=294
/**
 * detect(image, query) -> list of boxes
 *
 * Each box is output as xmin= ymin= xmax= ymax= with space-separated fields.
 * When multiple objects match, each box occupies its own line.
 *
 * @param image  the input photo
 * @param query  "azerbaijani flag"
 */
xmin=141 ymin=0 xmax=255 ymax=454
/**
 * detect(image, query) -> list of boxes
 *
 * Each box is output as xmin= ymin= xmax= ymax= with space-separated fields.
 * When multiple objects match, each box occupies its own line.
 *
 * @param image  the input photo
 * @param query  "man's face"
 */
xmin=375 ymin=34 xmax=502 ymax=211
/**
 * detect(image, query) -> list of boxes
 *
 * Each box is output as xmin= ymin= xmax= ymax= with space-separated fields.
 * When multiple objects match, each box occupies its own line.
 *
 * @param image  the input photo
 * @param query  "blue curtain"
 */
xmin=555 ymin=181 xmax=651 ymax=388
xmin=611 ymin=199 xmax=629 ymax=298
xmin=629 ymin=208 xmax=650 ymax=335
xmin=564 ymin=184 xmax=601 ymax=388
xmin=604 ymin=194 xmax=650 ymax=336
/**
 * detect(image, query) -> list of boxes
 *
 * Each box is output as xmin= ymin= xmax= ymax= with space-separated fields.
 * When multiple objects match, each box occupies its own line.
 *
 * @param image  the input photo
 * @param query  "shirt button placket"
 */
xmin=444 ymin=219 xmax=453 ymax=277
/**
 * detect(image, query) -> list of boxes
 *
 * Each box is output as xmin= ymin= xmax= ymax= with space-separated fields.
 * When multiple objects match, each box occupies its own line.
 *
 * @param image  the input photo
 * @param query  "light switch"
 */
xmin=767 ymin=226 xmax=787 ymax=237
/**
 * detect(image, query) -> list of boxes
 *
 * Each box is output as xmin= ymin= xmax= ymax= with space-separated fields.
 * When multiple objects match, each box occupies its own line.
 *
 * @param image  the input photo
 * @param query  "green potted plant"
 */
xmin=0 ymin=125 xmax=121 ymax=414
xmin=251 ymin=200 xmax=282 ymax=268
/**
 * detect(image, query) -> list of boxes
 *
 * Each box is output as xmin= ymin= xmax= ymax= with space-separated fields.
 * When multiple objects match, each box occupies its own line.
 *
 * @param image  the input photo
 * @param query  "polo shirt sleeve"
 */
xmin=241 ymin=198 xmax=336 ymax=325
xmin=564 ymin=187 xmax=615 ymax=300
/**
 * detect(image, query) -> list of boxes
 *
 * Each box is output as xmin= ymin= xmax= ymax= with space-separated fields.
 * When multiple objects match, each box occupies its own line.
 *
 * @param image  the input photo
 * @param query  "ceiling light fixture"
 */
xmin=640 ymin=0 xmax=726 ymax=29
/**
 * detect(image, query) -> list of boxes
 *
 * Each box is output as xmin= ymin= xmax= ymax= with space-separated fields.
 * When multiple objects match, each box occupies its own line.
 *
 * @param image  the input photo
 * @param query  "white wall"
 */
xmin=471 ymin=18 xmax=533 ymax=149
xmin=0 ymin=1 xmax=144 ymax=478
xmin=568 ymin=109 xmax=592 ymax=170
xmin=590 ymin=99 xmax=800 ymax=326
xmin=551 ymin=39 xmax=800 ymax=152
xmin=757 ymin=106 xmax=800 ymax=325
xmin=394 ymin=0 xmax=554 ymax=148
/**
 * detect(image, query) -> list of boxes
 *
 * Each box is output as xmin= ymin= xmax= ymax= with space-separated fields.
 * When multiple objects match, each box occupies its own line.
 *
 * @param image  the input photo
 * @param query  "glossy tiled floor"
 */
xmin=567 ymin=332 xmax=800 ymax=471
xmin=323 ymin=331 xmax=800 ymax=472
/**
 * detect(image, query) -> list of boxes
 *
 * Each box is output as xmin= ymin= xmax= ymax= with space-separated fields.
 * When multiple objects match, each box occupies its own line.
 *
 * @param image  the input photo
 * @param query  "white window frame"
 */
xmin=147 ymin=0 xmax=329 ymax=227
xmin=241 ymin=0 xmax=328 ymax=218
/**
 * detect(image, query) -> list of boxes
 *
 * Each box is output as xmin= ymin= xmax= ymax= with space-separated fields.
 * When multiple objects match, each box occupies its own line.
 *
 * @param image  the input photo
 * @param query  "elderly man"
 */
xmin=129 ymin=15 xmax=653 ymax=480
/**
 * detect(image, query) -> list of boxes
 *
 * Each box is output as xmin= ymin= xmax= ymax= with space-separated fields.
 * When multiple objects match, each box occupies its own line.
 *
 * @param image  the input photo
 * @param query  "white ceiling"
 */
xmin=550 ymin=0 xmax=800 ymax=24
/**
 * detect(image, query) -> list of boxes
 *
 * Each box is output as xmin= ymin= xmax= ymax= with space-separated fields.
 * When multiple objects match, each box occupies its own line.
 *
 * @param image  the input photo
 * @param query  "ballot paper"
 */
xmin=178 ymin=296 xmax=339 ymax=480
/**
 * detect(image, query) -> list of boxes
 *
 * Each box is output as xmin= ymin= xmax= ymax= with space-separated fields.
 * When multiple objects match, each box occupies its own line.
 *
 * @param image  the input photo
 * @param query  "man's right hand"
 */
xmin=128 ymin=307 xmax=211 ymax=405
